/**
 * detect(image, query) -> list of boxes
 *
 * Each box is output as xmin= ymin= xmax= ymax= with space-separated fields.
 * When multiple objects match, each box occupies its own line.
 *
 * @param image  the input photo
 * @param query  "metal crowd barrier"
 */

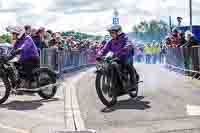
xmin=40 ymin=48 xmax=96 ymax=74
xmin=166 ymin=47 xmax=200 ymax=79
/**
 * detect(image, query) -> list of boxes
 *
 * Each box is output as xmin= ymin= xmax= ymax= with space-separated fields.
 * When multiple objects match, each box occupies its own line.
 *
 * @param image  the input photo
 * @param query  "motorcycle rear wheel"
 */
xmin=35 ymin=69 xmax=57 ymax=99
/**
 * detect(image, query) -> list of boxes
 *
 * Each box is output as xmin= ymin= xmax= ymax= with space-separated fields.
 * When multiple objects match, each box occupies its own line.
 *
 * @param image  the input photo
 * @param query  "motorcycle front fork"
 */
xmin=7 ymin=67 xmax=18 ymax=89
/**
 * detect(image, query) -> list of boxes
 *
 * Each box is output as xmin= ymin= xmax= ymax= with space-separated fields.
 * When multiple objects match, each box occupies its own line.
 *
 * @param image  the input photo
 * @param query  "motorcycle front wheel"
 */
xmin=0 ymin=74 xmax=11 ymax=104
xmin=96 ymin=72 xmax=117 ymax=107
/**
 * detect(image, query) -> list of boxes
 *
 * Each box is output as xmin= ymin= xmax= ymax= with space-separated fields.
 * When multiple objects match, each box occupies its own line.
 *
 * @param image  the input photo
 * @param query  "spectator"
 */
xmin=50 ymin=33 xmax=63 ymax=49
xmin=43 ymin=31 xmax=51 ymax=48
xmin=49 ymin=33 xmax=56 ymax=47
xmin=160 ymin=44 xmax=167 ymax=64
xmin=171 ymin=29 xmax=180 ymax=48
xmin=165 ymin=36 xmax=172 ymax=48
xmin=178 ymin=32 xmax=187 ymax=47
xmin=38 ymin=27 xmax=48 ymax=49
xmin=24 ymin=25 xmax=32 ymax=36
xmin=63 ymin=38 xmax=70 ymax=49
xmin=155 ymin=43 xmax=161 ymax=64
xmin=46 ymin=30 xmax=53 ymax=35
xmin=182 ymin=31 xmax=199 ymax=47
xmin=152 ymin=42 xmax=158 ymax=64
xmin=32 ymin=28 xmax=41 ymax=49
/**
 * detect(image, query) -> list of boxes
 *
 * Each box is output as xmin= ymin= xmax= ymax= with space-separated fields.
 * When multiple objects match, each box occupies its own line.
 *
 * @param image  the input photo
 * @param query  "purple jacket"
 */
xmin=14 ymin=35 xmax=39 ymax=62
xmin=99 ymin=33 xmax=131 ymax=61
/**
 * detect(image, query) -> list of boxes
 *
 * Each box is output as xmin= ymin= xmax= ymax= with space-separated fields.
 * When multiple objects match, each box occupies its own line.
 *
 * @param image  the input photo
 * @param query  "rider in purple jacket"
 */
xmin=99 ymin=32 xmax=131 ymax=61
xmin=98 ymin=25 xmax=139 ymax=88
xmin=14 ymin=35 xmax=39 ymax=62
xmin=6 ymin=26 xmax=39 ymax=88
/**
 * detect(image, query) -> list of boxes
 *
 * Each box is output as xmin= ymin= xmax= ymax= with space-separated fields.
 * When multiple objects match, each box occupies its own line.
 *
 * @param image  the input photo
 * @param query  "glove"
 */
xmin=10 ymin=49 xmax=21 ymax=57
xmin=96 ymin=56 xmax=102 ymax=62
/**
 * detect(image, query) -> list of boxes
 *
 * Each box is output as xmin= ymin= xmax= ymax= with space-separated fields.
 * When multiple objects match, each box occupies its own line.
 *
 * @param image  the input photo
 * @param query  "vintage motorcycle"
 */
xmin=0 ymin=53 xmax=59 ymax=104
xmin=95 ymin=52 xmax=140 ymax=107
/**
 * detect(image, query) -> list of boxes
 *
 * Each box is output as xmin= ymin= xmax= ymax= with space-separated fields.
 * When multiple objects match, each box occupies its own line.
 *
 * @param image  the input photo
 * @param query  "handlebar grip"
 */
xmin=96 ymin=57 xmax=102 ymax=62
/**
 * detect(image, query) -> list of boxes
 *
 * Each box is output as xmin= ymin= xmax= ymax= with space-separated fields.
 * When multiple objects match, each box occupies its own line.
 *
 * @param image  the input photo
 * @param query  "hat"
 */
xmin=24 ymin=25 xmax=31 ymax=30
xmin=6 ymin=25 xmax=25 ymax=39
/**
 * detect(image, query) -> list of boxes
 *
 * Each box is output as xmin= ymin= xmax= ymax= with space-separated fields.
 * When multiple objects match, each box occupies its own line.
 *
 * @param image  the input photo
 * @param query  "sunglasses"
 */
xmin=109 ymin=31 xmax=116 ymax=34
xmin=11 ymin=32 xmax=18 ymax=36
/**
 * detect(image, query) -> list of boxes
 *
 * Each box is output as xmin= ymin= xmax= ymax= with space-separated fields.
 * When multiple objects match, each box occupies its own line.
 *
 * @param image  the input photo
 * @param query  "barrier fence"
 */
xmin=40 ymin=47 xmax=200 ymax=78
xmin=40 ymin=48 xmax=97 ymax=74
xmin=166 ymin=47 xmax=200 ymax=78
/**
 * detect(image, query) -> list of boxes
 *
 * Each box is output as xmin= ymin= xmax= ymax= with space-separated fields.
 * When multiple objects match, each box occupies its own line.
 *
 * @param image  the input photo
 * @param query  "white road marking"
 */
xmin=63 ymin=82 xmax=75 ymax=130
xmin=0 ymin=68 xmax=95 ymax=132
xmin=187 ymin=104 xmax=200 ymax=116
xmin=0 ymin=122 xmax=29 ymax=133
xmin=71 ymin=81 xmax=85 ymax=130
xmin=69 ymin=68 xmax=95 ymax=130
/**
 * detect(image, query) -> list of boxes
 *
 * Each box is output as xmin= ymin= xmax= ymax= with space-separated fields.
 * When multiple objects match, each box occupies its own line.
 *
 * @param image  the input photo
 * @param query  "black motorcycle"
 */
xmin=95 ymin=52 xmax=140 ymax=107
xmin=0 ymin=54 xmax=59 ymax=104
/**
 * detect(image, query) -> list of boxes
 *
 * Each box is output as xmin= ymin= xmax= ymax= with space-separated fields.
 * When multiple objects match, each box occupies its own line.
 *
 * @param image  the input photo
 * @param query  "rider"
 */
xmin=6 ymin=26 xmax=40 ymax=88
xmin=97 ymin=24 xmax=139 ymax=88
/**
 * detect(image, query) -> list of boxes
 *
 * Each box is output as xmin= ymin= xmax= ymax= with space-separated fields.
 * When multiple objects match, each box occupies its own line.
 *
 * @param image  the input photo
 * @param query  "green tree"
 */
xmin=132 ymin=20 xmax=169 ymax=41
xmin=0 ymin=34 xmax=11 ymax=43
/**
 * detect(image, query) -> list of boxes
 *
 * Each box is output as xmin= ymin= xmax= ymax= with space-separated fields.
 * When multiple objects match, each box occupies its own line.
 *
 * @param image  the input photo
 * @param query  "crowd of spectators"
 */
xmin=165 ymin=29 xmax=199 ymax=48
xmin=23 ymin=25 xmax=104 ymax=52
xmin=134 ymin=41 xmax=166 ymax=64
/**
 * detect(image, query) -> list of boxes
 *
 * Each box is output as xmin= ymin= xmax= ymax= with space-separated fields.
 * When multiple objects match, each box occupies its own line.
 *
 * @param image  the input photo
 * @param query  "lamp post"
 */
xmin=189 ymin=0 xmax=193 ymax=32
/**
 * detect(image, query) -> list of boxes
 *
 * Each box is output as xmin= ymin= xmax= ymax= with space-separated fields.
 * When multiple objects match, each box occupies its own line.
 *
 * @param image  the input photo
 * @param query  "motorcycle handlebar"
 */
xmin=0 ymin=49 xmax=19 ymax=64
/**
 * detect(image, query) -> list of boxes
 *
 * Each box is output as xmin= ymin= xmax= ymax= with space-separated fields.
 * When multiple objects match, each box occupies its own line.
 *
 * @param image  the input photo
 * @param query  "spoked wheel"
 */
xmin=0 ymin=76 xmax=11 ymax=104
xmin=36 ymin=69 xmax=57 ymax=99
xmin=96 ymin=72 xmax=117 ymax=107
xmin=127 ymin=71 xmax=139 ymax=98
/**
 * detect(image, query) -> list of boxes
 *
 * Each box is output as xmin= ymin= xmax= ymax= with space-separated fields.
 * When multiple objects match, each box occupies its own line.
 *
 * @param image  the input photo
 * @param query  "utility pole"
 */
xmin=189 ymin=0 xmax=193 ymax=32
xmin=169 ymin=16 xmax=172 ymax=32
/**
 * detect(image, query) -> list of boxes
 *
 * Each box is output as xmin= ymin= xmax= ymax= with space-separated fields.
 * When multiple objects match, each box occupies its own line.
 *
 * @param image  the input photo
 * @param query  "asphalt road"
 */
xmin=0 ymin=69 xmax=89 ymax=133
xmin=76 ymin=64 xmax=200 ymax=133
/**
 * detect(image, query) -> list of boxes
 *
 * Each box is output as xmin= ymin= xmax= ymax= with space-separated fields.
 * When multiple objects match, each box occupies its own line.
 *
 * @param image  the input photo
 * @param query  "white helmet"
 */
xmin=6 ymin=26 xmax=25 ymax=39
xmin=107 ymin=24 xmax=122 ymax=32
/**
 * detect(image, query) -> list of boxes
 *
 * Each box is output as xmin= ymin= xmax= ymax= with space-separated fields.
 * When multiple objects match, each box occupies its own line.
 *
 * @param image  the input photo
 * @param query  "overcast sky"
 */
xmin=0 ymin=0 xmax=200 ymax=35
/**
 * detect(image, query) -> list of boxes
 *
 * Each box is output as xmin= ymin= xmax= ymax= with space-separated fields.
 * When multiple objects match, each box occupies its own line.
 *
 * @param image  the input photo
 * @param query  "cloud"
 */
xmin=48 ymin=0 xmax=122 ymax=15
xmin=0 ymin=0 xmax=34 ymax=13
xmin=0 ymin=0 xmax=200 ymax=35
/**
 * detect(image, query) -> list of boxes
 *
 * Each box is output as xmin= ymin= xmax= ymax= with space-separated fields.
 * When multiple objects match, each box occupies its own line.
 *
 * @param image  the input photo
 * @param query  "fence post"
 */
xmin=57 ymin=49 xmax=61 ymax=75
xmin=39 ymin=49 xmax=42 ymax=67
xmin=42 ymin=48 xmax=45 ymax=67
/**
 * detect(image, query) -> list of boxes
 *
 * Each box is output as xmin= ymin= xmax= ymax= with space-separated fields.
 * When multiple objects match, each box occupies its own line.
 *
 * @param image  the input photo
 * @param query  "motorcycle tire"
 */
xmin=35 ymin=68 xmax=57 ymax=99
xmin=0 ymin=74 xmax=11 ymax=104
xmin=96 ymin=72 xmax=117 ymax=107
